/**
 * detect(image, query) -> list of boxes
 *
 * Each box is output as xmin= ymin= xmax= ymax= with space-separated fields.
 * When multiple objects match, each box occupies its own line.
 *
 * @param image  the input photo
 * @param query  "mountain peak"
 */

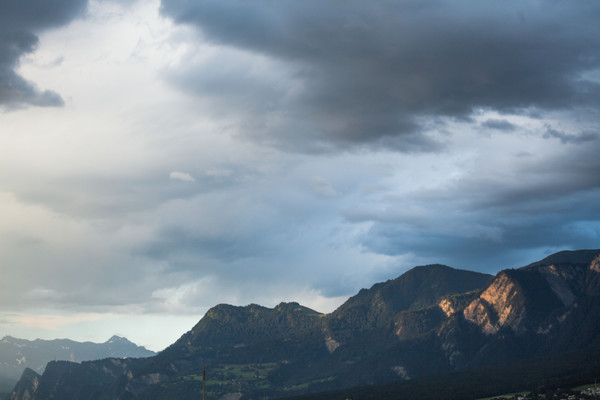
xmin=335 ymin=264 xmax=493 ymax=317
xmin=106 ymin=335 xmax=131 ymax=344
xmin=524 ymin=249 xmax=600 ymax=269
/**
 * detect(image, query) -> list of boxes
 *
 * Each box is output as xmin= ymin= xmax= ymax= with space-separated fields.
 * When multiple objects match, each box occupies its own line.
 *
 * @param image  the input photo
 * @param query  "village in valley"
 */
xmin=489 ymin=384 xmax=600 ymax=400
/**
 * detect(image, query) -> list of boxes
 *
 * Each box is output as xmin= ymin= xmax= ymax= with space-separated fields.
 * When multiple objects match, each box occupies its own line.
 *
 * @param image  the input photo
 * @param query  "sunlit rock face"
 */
xmin=463 ymin=250 xmax=600 ymax=336
xmin=463 ymin=271 xmax=526 ymax=334
xmin=438 ymin=299 xmax=456 ymax=317
xmin=591 ymin=254 xmax=600 ymax=273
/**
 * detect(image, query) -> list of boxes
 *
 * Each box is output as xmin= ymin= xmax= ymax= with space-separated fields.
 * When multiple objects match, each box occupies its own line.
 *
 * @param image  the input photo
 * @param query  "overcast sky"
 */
xmin=1 ymin=0 xmax=599 ymax=351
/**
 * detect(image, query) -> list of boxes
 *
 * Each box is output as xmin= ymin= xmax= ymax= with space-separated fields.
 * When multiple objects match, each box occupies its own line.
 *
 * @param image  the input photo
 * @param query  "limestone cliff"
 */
xmin=463 ymin=271 xmax=526 ymax=334
xmin=464 ymin=249 xmax=600 ymax=336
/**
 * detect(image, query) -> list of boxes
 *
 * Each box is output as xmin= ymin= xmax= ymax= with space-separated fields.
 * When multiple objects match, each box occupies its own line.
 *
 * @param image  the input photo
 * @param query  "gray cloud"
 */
xmin=160 ymin=0 xmax=600 ymax=152
xmin=543 ymin=127 xmax=598 ymax=144
xmin=481 ymin=119 xmax=517 ymax=132
xmin=0 ymin=0 xmax=87 ymax=108
xmin=363 ymin=214 xmax=600 ymax=272
xmin=142 ymin=226 xmax=274 ymax=266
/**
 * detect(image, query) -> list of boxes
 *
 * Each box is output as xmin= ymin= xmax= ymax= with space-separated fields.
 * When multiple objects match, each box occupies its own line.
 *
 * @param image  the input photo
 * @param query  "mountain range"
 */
xmin=7 ymin=249 xmax=600 ymax=400
xmin=0 ymin=336 xmax=155 ymax=394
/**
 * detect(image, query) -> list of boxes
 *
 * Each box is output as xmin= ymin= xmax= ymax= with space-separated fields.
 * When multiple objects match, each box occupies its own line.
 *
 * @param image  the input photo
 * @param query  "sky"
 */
xmin=0 ymin=0 xmax=599 ymax=352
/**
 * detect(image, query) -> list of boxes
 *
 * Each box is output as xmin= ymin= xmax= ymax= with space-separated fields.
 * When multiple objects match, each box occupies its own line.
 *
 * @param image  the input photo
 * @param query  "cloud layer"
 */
xmin=160 ymin=0 xmax=600 ymax=152
xmin=0 ymin=0 xmax=599 ymax=350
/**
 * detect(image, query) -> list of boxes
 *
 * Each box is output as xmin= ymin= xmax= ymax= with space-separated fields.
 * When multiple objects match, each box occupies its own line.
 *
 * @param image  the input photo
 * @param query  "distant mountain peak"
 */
xmin=0 ymin=334 xmax=156 ymax=391
xmin=106 ymin=335 xmax=131 ymax=344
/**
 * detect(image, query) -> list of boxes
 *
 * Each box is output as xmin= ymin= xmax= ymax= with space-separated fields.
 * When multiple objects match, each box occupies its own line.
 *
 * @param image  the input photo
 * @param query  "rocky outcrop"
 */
xmin=591 ymin=253 xmax=600 ymax=273
xmin=538 ymin=264 xmax=576 ymax=306
xmin=464 ymin=271 xmax=526 ymax=334
xmin=439 ymin=299 xmax=456 ymax=317
xmin=125 ymin=372 xmax=170 ymax=396
xmin=394 ymin=308 xmax=445 ymax=340
xmin=324 ymin=336 xmax=340 ymax=353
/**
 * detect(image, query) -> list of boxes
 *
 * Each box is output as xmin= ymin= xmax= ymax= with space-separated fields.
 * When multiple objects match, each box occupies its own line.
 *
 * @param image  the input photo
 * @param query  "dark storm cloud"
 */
xmin=160 ymin=0 xmax=600 ymax=152
xmin=364 ymin=212 xmax=600 ymax=272
xmin=349 ymin=139 xmax=600 ymax=272
xmin=0 ymin=0 xmax=87 ymax=108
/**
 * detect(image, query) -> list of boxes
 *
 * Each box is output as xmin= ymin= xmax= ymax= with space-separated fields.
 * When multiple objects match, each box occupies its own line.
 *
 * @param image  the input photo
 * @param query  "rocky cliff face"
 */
xmin=464 ymin=250 xmax=600 ymax=337
xmin=464 ymin=271 xmax=527 ymax=334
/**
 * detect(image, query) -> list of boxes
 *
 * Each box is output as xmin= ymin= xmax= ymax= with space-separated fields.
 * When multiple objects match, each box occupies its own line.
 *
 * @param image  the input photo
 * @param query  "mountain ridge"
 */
xmin=7 ymin=249 xmax=600 ymax=400
xmin=0 ymin=335 xmax=155 ymax=394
